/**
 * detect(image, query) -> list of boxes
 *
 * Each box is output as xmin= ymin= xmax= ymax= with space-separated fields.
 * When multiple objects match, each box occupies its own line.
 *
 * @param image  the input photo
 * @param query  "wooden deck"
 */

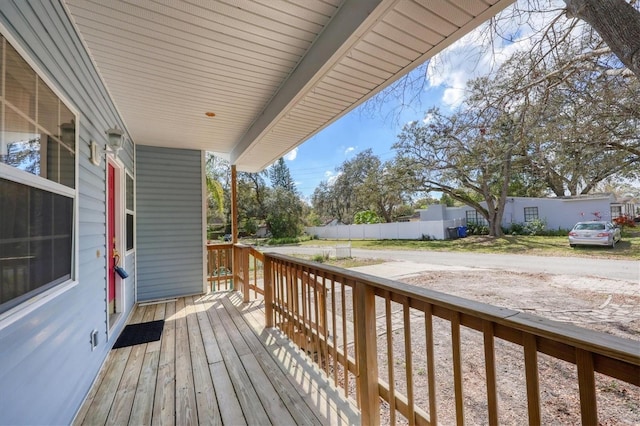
xmin=73 ymin=292 xmax=359 ymax=425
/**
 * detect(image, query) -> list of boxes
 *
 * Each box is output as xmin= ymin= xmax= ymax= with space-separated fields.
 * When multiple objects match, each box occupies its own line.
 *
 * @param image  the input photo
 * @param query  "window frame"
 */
xmin=125 ymin=170 xmax=135 ymax=253
xmin=465 ymin=210 xmax=488 ymax=226
xmin=610 ymin=205 xmax=622 ymax=220
xmin=524 ymin=207 xmax=539 ymax=222
xmin=0 ymin=27 xmax=79 ymax=327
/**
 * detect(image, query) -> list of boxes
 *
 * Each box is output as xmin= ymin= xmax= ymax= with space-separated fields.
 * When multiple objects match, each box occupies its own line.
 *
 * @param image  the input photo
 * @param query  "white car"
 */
xmin=568 ymin=221 xmax=621 ymax=248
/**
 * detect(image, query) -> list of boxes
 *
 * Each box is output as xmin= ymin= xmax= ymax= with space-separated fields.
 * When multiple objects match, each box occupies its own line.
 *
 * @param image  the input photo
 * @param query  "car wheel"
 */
xmin=610 ymin=239 xmax=616 ymax=248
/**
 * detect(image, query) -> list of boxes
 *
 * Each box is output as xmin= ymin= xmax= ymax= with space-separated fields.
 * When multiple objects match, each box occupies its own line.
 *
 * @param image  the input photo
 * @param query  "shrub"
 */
xmin=613 ymin=215 xmax=636 ymax=228
xmin=467 ymin=223 xmax=489 ymax=235
xmin=523 ymin=218 xmax=547 ymax=235
xmin=504 ymin=223 xmax=525 ymax=235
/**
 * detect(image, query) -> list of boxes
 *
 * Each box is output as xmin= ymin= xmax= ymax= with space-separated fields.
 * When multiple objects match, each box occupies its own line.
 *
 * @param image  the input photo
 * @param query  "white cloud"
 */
xmin=426 ymin=0 xmax=566 ymax=107
xmin=344 ymin=146 xmax=355 ymax=155
xmin=325 ymin=170 xmax=342 ymax=186
xmin=284 ymin=147 xmax=298 ymax=161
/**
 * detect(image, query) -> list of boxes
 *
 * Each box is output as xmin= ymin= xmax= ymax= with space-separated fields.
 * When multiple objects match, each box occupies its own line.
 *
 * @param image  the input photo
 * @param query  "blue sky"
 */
xmin=285 ymin=83 xmax=446 ymax=199
xmin=280 ymin=0 xmax=565 ymax=199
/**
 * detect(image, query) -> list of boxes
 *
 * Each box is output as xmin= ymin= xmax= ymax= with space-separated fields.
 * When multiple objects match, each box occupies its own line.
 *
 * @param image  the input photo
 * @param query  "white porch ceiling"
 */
xmin=63 ymin=0 xmax=514 ymax=172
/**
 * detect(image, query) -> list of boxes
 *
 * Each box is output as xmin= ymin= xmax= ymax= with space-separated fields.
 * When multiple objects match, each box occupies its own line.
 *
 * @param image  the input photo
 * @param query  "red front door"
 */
xmin=107 ymin=163 xmax=116 ymax=315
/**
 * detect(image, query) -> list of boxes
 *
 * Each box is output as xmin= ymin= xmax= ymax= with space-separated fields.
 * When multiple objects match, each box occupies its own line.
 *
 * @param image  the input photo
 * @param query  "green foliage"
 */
xmin=439 ymin=193 xmax=457 ymax=207
xmin=503 ymin=223 xmax=525 ymax=235
xmin=312 ymin=149 xmax=414 ymax=224
xmin=265 ymin=187 xmax=304 ymax=238
xmin=269 ymin=157 xmax=297 ymax=193
xmin=242 ymin=217 xmax=258 ymax=235
xmin=354 ymin=210 xmax=382 ymax=224
xmin=467 ymin=223 xmax=489 ymax=235
xmin=523 ymin=218 xmax=547 ymax=236
xmin=264 ymin=235 xmax=314 ymax=245
xmin=311 ymin=252 xmax=331 ymax=263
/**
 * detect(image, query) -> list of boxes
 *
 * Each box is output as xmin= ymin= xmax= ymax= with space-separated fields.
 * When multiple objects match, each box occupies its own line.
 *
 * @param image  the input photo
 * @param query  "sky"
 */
xmin=280 ymin=0 xmax=563 ymax=200
xmin=285 ymin=84 xmax=443 ymax=198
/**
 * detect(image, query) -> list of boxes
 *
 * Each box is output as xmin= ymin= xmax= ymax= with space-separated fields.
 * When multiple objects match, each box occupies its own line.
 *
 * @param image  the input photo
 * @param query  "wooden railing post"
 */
xmin=264 ymin=255 xmax=273 ymax=328
xmin=355 ymin=281 xmax=380 ymax=426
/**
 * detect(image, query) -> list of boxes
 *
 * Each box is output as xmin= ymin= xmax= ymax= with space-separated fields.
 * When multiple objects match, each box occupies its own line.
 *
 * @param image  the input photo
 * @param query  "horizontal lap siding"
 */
xmin=0 ymin=1 xmax=135 ymax=425
xmin=136 ymin=145 xmax=204 ymax=301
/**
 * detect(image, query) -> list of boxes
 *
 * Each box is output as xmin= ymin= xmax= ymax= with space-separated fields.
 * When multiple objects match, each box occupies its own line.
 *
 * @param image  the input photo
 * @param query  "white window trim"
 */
xmin=0 ymin=24 xmax=80 ymax=328
xmin=125 ymin=169 xmax=135 ymax=255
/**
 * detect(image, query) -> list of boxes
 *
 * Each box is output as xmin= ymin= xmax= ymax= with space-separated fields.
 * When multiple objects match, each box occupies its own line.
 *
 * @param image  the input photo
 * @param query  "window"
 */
xmin=524 ymin=207 xmax=539 ymax=222
xmin=610 ymin=205 xmax=622 ymax=220
xmin=0 ymin=35 xmax=76 ymax=315
xmin=466 ymin=210 xmax=488 ymax=226
xmin=126 ymin=172 xmax=134 ymax=251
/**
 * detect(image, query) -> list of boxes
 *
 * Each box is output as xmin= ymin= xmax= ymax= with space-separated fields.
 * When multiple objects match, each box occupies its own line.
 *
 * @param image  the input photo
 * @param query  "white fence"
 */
xmin=306 ymin=219 xmax=464 ymax=240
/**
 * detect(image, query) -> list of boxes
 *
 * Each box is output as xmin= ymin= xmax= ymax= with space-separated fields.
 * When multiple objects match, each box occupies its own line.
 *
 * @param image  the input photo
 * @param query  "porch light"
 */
xmin=90 ymin=125 xmax=126 ymax=166
xmin=106 ymin=126 xmax=124 ymax=152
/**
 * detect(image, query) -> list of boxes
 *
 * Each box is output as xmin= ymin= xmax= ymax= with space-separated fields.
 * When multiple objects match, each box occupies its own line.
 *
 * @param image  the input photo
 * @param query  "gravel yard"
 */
xmin=332 ymin=265 xmax=640 ymax=425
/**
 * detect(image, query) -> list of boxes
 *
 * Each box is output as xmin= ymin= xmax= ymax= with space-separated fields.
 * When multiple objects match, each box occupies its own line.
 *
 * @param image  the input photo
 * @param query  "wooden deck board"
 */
xmin=206 ymin=297 xmax=272 ymax=425
xmin=75 ymin=292 xmax=359 ymax=425
xmin=184 ymin=296 xmax=222 ymax=424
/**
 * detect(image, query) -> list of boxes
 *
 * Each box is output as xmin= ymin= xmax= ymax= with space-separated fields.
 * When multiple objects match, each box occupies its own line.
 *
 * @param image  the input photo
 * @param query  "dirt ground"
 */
xmin=318 ymin=265 xmax=639 ymax=425
xmin=366 ymin=269 xmax=640 ymax=425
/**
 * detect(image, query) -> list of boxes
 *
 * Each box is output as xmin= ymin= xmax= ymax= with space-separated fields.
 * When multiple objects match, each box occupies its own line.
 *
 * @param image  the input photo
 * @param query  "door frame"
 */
xmin=106 ymin=156 xmax=126 ymax=331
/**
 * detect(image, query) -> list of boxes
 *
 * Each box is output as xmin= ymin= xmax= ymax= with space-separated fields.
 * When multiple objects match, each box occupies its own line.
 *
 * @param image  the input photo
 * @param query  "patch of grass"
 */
xmin=291 ymin=253 xmax=385 ymax=268
xmin=298 ymin=234 xmax=640 ymax=260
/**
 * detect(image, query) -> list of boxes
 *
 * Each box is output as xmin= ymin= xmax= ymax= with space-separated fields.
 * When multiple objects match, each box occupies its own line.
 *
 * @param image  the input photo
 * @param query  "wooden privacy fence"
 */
xmin=261 ymin=252 xmax=640 ymax=426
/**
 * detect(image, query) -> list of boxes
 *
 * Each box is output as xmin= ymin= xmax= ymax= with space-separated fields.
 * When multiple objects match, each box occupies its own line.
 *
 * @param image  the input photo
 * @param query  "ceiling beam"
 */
xmin=229 ymin=0 xmax=396 ymax=167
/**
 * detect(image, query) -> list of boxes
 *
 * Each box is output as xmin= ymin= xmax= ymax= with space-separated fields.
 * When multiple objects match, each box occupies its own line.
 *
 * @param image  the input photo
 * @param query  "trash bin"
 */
xmin=447 ymin=227 xmax=459 ymax=239
xmin=457 ymin=226 xmax=467 ymax=238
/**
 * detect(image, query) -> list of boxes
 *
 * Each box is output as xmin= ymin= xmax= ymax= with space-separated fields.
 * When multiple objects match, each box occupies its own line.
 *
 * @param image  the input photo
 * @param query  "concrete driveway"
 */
xmin=264 ymin=246 xmax=640 ymax=284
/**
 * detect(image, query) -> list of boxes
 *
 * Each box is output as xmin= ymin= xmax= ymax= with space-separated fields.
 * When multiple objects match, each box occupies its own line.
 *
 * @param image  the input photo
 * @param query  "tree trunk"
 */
xmin=564 ymin=0 xmax=640 ymax=78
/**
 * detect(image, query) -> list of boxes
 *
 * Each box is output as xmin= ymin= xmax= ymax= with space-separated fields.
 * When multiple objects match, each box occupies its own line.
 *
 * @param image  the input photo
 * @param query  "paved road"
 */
xmin=264 ymin=246 xmax=640 ymax=283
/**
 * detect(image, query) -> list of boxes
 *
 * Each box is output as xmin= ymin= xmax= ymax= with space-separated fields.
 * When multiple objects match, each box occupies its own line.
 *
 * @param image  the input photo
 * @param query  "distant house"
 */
xmin=421 ymin=194 xmax=622 ymax=231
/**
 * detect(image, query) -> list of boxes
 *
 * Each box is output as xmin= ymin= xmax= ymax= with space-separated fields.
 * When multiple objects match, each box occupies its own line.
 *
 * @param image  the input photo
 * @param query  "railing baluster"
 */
xmin=264 ymin=255 xmax=273 ymax=328
xmin=331 ymin=276 xmax=338 ymax=386
xmin=483 ymin=321 xmax=499 ymax=426
xmin=386 ymin=295 xmax=396 ymax=425
xmin=451 ymin=311 xmax=464 ymax=426
xmin=404 ymin=298 xmax=415 ymax=426
xmin=425 ymin=305 xmax=437 ymax=425
xmin=576 ymin=348 xmax=598 ymax=424
xmin=313 ymin=270 xmax=322 ymax=366
xmin=341 ymin=278 xmax=349 ymax=396
xmin=243 ymin=247 xmax=250 ymax=302
xmin=523 ymin=333 xmax=541 ymax=425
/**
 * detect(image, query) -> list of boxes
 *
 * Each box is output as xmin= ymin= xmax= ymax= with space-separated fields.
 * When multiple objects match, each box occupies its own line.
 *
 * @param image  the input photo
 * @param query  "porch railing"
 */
xmin=259 ymin=252 xmax=640 ymax=425
xmin=206 ymin=243 xmax=233 ymax=291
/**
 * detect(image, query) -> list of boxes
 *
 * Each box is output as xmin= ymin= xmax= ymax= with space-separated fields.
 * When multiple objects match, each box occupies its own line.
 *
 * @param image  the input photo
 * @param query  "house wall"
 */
xmin=136 ymin=146 xmax=205 ymax=301
xmin=0 ymin=2 xmax=135 ymax=424
xmin=503 ymin=196 xmax=615 ymax=230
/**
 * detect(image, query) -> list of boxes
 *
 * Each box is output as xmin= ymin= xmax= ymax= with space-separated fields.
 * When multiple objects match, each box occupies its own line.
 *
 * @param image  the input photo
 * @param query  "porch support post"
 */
xmin=231 ymin=165 xmax=238 ymax=244
xmin=355 ymin=281 xmax=380 ymax=425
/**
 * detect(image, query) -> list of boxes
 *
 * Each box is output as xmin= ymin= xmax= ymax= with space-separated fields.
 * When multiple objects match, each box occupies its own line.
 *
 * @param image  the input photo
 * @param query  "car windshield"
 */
xmin=575 ymin=223 xmax=606 ymax=231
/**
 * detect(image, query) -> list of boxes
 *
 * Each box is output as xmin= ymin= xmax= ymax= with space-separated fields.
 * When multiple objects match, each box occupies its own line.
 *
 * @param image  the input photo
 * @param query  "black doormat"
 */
xmin=112 ymin=320 xmax=165 ymax=349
